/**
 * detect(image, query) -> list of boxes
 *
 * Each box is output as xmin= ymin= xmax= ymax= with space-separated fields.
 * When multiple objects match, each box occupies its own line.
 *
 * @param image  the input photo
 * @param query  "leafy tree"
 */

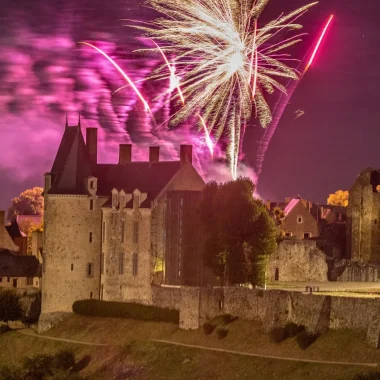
xmin=8 ymin=187 xmax=44 ymax=221
xmin=199 ymin=178 xmax=277 ymax=286
xmin=273 ymin=206 xmax=285 ymax=225
xmin=327 ymin=190 xmax=349 ymax=207
xmin=0 ymin=290 xmax=21 ymax=325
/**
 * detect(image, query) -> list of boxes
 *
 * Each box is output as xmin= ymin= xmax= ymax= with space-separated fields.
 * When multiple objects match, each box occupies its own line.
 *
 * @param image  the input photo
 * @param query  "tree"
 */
xmin=199 ymin=178 xmax=277 ymax=286
xmin=327 ymin=190 xmax=349 ymax=207
xmin=8 ymin=187 xmax=44 ymax=221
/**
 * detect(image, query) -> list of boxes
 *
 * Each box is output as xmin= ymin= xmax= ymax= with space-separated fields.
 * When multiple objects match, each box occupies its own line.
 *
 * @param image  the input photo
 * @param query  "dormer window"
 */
xmin=90 ymin=181 xmax=94 ymax=189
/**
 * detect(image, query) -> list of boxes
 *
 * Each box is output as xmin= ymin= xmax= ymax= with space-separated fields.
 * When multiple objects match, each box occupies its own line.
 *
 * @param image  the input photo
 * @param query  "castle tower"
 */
xmin=41 ymin=121 xmax=103 ymax=314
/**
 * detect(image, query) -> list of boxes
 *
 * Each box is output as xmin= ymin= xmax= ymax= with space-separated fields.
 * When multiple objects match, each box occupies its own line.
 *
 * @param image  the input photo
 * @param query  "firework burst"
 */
xmin=135 ymin=0 xmax=317 ymax=178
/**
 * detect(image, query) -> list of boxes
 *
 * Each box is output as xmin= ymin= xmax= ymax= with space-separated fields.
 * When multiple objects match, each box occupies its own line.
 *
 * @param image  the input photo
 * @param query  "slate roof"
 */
xmin=47 ymin=125 xmax=184 ymax=204
xmin=5 ymin=221 xmax=23 ymax=238
xmin=0 ymin=249 xmax=41 ymax=278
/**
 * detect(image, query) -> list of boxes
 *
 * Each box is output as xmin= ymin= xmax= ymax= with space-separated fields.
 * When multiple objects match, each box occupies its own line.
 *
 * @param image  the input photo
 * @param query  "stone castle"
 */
xmin=41 ymin=120 xmax=206 ymax=316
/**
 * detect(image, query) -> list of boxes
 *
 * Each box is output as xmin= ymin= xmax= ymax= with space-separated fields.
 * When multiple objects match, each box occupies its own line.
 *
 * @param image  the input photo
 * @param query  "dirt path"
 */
xmin=17 ymin=329 xmax=109 ymax=347
xmin=151 ymin=339 xmax=379 ymax=368
xmin=16 ymin=329 xmax=379 ymax=368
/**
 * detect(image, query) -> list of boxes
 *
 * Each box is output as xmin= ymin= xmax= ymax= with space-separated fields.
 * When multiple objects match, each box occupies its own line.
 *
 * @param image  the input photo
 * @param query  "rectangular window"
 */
xmin=0 ymin=277 xmax=2 ymax=283
xmin=7 ymin=277 xmax=10 ymax=283
xmin=121 ymin=220 xmax=125 ymax=243
xmin=119 ymin=252 xmax=124 ymax=274
xmin=102 ymin=222 xmax=106 ymax=243
xmin=101 ymin=253 xmax=104 ymax=275
xmin=90 ymin=200 xmax=94 ymax=210
xmin=90 ymin=181 xmax=94 ymax=189
xmin=132 ymin=252 xmax=138 ymax=276
xmin=27 ymin=277 xmax=33 ymax=286
xmin=133 ymin=222 xmax=139 ymax=244
xmin=87 ymin=263 xmax=94 ymax=277
xmin=304 ymin=233 xmax=312 ymax=239
xmin=90 ymin=292 xmax=94 ymax=299
xmin=285 ymin=232 xmax=292 ymax=237
xmin=71 ymin=263 xmax=74 ymax=271
xmin=89 ymin=232 xmax=93 ymax=243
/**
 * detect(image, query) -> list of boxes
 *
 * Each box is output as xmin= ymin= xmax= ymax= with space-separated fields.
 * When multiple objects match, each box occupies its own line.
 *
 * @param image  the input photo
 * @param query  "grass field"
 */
xmin=1 ymin=315 xmax=380 ymax=379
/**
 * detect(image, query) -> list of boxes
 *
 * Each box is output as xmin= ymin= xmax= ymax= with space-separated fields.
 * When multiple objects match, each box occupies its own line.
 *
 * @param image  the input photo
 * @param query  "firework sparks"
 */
xmin=255 ymin=14 xmax=334 ymax=181
xmin=197 ymin=114 xmax=214 ymax=158
xmin=78 ymin=42 xmax=151 ymax=113
xmin=136 ymin=0 xmax=317 ymax=178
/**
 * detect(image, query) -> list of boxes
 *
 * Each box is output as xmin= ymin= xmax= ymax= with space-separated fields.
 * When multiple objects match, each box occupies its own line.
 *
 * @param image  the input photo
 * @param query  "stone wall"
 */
xmin=42 ymin=195 xmax=105 ymax=313
xmin=332 ymin=259 xmax=380 ymax=282
xmin=268 ymin=240 xmax=328 ymax=282
xmin=150 ymin=285 xmax=380 ymax=335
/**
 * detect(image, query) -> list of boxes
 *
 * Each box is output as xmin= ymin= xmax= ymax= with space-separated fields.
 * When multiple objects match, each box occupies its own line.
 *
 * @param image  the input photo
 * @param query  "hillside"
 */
xmin=0 ymin=315 xmax=379 ymax=380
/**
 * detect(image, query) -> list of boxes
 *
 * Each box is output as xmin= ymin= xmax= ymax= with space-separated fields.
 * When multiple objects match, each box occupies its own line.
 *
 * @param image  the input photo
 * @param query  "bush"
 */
xmin=52 ymin=350 xmax=76 ymax=371
xmin=0 ymin=290 xmax=21 ymax=324
xmin=203 ymin=322 xmax=215 ymax=335
xmin=216 ymin=326 xmax=228 ymax=339
xmin=269 ymin=327 xmax=287 ymax=343
xmin=285 ymin=322 xmax=305 ymax=338
xmin=0 ymin=325 xmax=11 ymax=335
xmin=353 ymin=372 xmax=380 ymax=380
xmin=72 ymin=300 xmax=179 ymax=324
xmin=296 ymin=331 xmax=319 ymax=350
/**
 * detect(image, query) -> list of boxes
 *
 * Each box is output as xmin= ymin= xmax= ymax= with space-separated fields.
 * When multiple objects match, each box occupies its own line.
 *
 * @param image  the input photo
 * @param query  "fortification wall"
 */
xmin=151 ymin=285 xmax=380 ymax=334
xmin=268 ymin=240 xmax=328 ymax=282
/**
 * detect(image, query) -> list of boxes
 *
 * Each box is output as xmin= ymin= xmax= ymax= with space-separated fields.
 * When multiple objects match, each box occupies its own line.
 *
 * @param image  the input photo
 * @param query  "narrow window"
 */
xmin=87 ymin=263 xmax=93 ymax=277
xmin=71 ymin=263 xmax=74 ymax=271
xmin=90 ymin=200 xmax=94 ymax=210
xmin=119 ymin=252 xmax=124 ymax=274
xmin=102 ymin=222 xmax=106 ymax=243
xmin=7 ymin=277 xmax=10 ymax=283
xmin=297 ymin=216 xmax=303 ymax=224
xmin=121 ymin=220 xmax=125 ymax=243
xmin=90 ymin=292 xmax=94 ymax=299
xmin=89 ymin=232 xmax=93 ymax=243
xmin=133 ymin=222 xmax=139 ymax=244
xmin=134 ymin=195 xmax=140 ymax=209
xmin=101 ymin=253 xmax=104 ymax=275
xmin=90 ymin=181 xmax=94 ymax=189
xmin=132 ymin=252 xmax=138 ymax=276
xmin=0 ymin=277 xmax=2 ymax=283
xmin=12 ymin=279 xmax=18 ymax=288
xmin=27 ymin=277 xmax=33 ymax=286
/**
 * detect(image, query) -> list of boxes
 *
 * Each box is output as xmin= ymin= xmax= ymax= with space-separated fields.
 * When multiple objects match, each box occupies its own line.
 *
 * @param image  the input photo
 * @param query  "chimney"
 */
xmin=149 ymin=146 xmax=160 ymax=165
xmin=0 ymin=210 xmax=4 ymax=229
xmin=180 ymin=145 xmax=193 ymax=166
xmin=86 ymin=128 xmax=98 ymax=165
xmin=119 ymin=144 xmax=132 ymax=164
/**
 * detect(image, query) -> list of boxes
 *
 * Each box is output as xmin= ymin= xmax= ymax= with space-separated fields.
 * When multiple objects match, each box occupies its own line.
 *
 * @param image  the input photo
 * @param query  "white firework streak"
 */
xmin=135 ymin=0 xmax=318 ymax=178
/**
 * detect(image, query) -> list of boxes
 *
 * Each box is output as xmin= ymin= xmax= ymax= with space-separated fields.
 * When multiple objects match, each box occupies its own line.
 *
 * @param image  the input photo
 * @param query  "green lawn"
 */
xmin=0 ymin=316 xmax=379 ymax=380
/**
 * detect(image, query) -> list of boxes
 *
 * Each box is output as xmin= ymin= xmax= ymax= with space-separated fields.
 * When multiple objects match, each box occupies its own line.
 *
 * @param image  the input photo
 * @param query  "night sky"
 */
xmin=0 ymin=0 xmax=379 ymax=211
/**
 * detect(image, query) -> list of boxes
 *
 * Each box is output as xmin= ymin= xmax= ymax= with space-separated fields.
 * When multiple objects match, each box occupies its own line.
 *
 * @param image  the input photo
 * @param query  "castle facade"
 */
xmin=41 ymin=121 xmax=205 ymax=315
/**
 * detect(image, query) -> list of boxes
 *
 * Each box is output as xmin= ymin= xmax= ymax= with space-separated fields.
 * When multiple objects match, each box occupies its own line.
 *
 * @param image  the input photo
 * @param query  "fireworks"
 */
xmin=136 ymin=0 xmax=317 ymax=178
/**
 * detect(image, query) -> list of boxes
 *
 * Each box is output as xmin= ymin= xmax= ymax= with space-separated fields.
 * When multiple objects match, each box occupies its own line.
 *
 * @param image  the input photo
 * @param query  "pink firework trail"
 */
xmin=78 ymin=42 xmax=152 ymax=113
xmin=254 ymin=15 xmax=334 ymax=181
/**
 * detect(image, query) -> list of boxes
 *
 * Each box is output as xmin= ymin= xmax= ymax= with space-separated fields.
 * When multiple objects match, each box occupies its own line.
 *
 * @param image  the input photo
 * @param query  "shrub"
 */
xmin=296 ymin=331 xmax=319 ymax=350
xmin=216 ymin=326 xmax=228 ymax=340
xmin=353 ymin=372 xmax=380 ymax=380
xmin=203 ymin=322 xmax=215 ymax=335
xmin=52 ymin=350 xmax=76 ymax=371
xmin=0 ymin=290 xmax=21 ymax=324
xmin=285 ymin=322 xmax=305 ymax=338
xmin=269 ymin=327 xmax=287 ymax=343
xmin=72 ymin=300 xmax=179 ymax=324
xmin=0 ymin=325 xmax=11 ymax=335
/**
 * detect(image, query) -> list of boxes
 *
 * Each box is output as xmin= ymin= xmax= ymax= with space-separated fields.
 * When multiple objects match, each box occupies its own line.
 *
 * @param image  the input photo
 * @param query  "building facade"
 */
xmin=41 ymin=122 xmax=205 ymax=314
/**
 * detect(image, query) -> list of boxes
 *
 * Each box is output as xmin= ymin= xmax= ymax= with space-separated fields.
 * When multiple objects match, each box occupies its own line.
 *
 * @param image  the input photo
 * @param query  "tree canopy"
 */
xmin=327 ymin=190 xmax=349 ymax=207
xmin=8 ymin=187 xmax=44 ymax=220
xmin=199 ymin=178 xmax=277 ymax=287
